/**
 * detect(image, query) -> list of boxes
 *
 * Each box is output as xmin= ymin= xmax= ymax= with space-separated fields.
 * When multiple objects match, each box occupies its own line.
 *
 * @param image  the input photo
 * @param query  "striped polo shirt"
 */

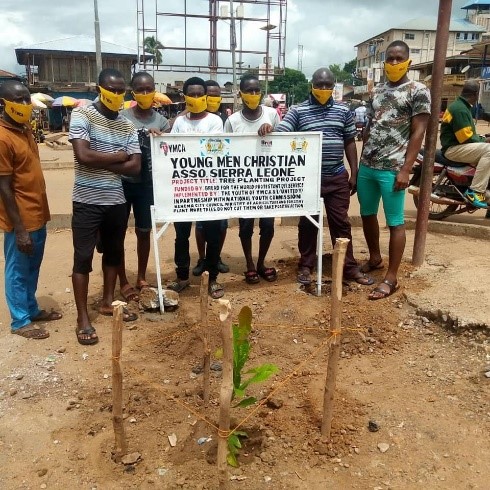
xmin=69 ymin=105 xmax=141 ymax=205
xmin=275 ymin=95 xmax=356 ymax=176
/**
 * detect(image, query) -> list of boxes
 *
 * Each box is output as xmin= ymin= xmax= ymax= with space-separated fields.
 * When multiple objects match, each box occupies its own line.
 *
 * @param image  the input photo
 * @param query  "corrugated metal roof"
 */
xmin=462 ymin=1 xmax=490 ymax=9
xmin=0 ymin=69 xmax=18 ymax=78
xmin=395 ymin=16 xmax=486 ymax=32
xmin=16 ymin=35 xmax=137 ymax=56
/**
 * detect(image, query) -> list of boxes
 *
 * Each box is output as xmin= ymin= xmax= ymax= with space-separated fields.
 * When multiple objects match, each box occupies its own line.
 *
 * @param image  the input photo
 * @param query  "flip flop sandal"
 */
xmin=99 ymin=307 xmax=138 ymax=322
xmin=368 ymin=279 xmax=399 ymax=301
xmin=244 ymin=270 xmax=260 ymax=284
xmin=297 ymin=267 xmax=312 ymax=286
xmin=31 ymin=309 xmax=63 ymax=322
xmin=75 ymin=325 xmax=99 ymax=345
xmin=120 ymin=285 xmax=140 ymax=302
xmin=208 ymin=282 xmax=225 ymax=299
xmin=360 ymin=259 xmax=384 ymax=273
xmin=167 ymin=279 xmax=190 ymax=293
xmin=257 ymin=267 xmax=277 ymax=282
xmin=12 ymin=324 xmax=50 ymax=339
xmin=135 ymin=281 xmax=156 ymax=291
xmin=347 ymin=273 xmax=374 ymax=286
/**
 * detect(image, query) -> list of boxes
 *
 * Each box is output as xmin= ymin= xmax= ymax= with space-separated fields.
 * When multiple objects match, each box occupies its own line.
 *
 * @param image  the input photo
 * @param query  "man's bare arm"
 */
xmin=105 ymin=153 xmax=141 ymax=176
xmin=0 ymin=175 xmax=33 ymax=254
xmin=71 ymin=139 xmax=129 ymax=169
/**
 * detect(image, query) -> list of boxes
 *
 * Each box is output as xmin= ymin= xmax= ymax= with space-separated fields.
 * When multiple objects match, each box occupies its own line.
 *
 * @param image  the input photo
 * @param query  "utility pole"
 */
xmin=229 ymin=0 xmax=238 ymax=111
xmin=297 ymin=43 xmax=304 ymax=72
xmin=94 ymin=0 xmax=103 ymax=75
xmin=412 ymin=0 xmax=452 ymax=266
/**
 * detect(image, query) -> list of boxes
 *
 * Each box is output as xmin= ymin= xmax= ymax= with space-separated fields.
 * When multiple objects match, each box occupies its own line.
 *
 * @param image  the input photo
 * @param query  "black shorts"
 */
xmin=72 ymin=201 xmax=127 ymax=274
xmin=238 ymin=217 xmax=275 ymax=240
xmin=122 ymin=181 xmax=154 ymax=232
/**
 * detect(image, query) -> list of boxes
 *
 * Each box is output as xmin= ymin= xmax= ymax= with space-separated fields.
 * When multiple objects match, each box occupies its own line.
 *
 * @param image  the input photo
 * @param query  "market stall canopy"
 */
xmin=52 ymin=96 xmax=78 ymax=107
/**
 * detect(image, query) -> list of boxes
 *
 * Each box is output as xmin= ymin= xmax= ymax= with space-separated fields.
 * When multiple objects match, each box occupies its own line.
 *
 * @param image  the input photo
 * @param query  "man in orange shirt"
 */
xmin=0 ymin=80 xmax=62 ymax=339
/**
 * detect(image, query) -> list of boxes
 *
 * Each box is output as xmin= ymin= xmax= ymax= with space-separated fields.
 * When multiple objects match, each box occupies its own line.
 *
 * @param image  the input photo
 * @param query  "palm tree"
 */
xmin=144 ymin=36 xmax=164 ymax=65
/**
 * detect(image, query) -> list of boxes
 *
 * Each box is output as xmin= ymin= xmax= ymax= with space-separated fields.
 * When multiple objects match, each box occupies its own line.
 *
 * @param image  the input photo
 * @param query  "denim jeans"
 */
xmin=3 ymin=226 xmax=46 ymax=330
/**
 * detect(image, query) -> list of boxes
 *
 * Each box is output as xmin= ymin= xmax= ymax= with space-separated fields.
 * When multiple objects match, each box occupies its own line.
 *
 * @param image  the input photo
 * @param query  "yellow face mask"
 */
xmin=384 ymin=59 xmax=411 ymax=83
xmin=2 ymin=99 xmax=33 ymax=125
xmin=132 ymin=91 xmax=155 ymax=110
xmin=206 ymin=96 xmax=222 ymax=113
xmin=185 ymin=95 xmax=208 ymax=114
xmin=240 ymin=92 xmax=262 ymax=110
xmin=99 ymin=86 xmax=125 ymax=112
xmin=311 ymin=87 xmax=333 ymax=105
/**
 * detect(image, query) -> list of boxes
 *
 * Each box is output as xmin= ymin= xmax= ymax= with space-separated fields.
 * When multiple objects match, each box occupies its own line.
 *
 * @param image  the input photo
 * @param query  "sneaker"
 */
xmin=464 ymin=188 xmax=488 ymax=208
xmin=192 ymin=258 xmax=206 ymax=276
xmin=218 ymin=258 xmax=230 ymax=273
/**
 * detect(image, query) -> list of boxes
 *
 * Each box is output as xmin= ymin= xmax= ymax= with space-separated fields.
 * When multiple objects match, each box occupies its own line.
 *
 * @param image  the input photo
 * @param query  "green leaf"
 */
xmin=228 ymin=434 xmax=242 ymax=449
xmin=227 ymin=452 xmax=239 ymax=467
xmin=234 ymin=387 xmax=245 ymax=398
xmin=234 ymin=430 xmax=248 ymax=438
xmin=233 ymin=396 xmax=257 ymax=408
xmin=238 ymin=306 xmax=252 ymax=330
xmin=240 ymin=363 xmax=279 ymax=390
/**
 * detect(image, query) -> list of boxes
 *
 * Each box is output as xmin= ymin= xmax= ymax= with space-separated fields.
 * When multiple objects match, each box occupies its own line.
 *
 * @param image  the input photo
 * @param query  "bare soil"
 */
xmin=0 ymin=226 xmax=488 ymax=490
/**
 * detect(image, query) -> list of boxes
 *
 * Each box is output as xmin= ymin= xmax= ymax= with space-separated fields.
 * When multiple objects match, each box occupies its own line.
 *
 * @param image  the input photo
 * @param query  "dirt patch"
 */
xmin=0 ymin=226 xmax=488 ymax=489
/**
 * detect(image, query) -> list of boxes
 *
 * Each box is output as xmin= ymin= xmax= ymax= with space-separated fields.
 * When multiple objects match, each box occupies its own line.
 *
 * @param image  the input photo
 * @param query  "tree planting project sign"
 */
xmin=151 ymin=132 xmax=322 ymax=222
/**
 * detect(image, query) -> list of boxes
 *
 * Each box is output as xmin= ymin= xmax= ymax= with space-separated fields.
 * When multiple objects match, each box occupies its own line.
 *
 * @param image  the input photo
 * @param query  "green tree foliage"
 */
xmin=329 ymin=58 xmax=357 ymax=84
xmin=143 ymin=36 xmax=164 ymax=65
xmin=266 ymin=67 xmax=310 ymax=105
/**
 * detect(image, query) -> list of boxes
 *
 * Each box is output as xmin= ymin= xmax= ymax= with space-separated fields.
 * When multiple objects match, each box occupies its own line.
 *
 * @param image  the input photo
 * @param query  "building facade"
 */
xmin=354 ymin=17 xmax=485 ymax=97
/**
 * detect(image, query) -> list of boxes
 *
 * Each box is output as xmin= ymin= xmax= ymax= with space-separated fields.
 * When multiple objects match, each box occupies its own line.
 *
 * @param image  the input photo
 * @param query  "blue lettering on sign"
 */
xmin=481 ymin=66 xmax=490 ymax=79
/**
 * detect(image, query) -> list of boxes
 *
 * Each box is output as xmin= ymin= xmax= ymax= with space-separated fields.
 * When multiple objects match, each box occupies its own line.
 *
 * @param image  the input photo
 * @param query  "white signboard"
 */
xmin=151 ymin=132 xmax=322 ymax=223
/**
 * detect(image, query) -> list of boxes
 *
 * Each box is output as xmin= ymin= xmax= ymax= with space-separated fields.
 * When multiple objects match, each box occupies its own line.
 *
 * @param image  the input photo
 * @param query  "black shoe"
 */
xmin=192 ymin=259 xmax=206 ymax=276
xmin=218 ymin=259 xmax=230 ymax=273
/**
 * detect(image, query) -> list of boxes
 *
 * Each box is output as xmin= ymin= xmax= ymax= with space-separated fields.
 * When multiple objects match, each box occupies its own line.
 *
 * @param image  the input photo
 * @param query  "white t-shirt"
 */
xmin=171 ymin=112 xmax=223 ymax=134
xmin=224 ymin=105 xmax=280 ymax=133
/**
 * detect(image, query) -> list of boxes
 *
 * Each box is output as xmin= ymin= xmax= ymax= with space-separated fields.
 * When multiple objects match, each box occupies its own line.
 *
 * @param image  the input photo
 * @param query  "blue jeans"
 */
xmin=3 ymin=226 xmax=46 ymax=330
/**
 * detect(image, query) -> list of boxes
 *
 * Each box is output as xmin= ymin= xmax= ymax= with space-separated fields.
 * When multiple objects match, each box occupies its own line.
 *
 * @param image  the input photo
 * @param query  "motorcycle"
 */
xmin=355 ymin=122 xmax=364 ymax=141
xmin=408 ymin=148 xmax=490 ymax=220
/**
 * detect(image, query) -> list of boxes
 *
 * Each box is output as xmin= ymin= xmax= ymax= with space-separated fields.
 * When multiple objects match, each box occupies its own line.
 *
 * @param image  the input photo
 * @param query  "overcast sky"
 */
xmin=0 ymin=0 xmax=473 ymax=80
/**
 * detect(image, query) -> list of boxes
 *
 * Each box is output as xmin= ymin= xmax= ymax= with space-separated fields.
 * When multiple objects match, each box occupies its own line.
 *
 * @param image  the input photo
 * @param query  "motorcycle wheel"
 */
xmin=411 ymin=175 xmax=459 ymax=220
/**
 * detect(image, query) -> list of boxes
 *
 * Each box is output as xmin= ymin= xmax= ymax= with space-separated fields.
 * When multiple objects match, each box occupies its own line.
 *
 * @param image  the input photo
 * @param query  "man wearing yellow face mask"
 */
xmin=225 ymin=73 xmax=280 ymax=284
xmin=117 ymin=72 xmax=170 ymax=302
xmin=358 ymin=40 xmax=430 ymax=300
xmin=171 ymin=77 xmax=225 ymax=299
xmin=69 ymin=68 xmax=141 ymax=345
xmin=0 ymin=80 xmax=62 ymax=339
xmin=192 ymin=79 xmax=230 ymax=278
xmin=259 ymin=68 xmax=373 ymax=288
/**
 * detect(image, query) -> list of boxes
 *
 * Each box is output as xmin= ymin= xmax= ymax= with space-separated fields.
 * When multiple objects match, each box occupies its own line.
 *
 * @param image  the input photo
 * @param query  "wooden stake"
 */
xmin=217 ymin=299 xmax=232 ymax=490
xmin=112 ymin=302 xmax=127 ymax=461
xmin=321 ymin=238 xmax=349 ymax=437
xmin=200 ymin=271 xmax=211 ymax=405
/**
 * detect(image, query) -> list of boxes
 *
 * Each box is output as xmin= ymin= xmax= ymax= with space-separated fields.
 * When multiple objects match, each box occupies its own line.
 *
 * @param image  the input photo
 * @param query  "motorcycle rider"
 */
xmin=354 ymin=101 xmax=367 ymax=139
xmin=440 ymin=80 xmax=490 ymax=209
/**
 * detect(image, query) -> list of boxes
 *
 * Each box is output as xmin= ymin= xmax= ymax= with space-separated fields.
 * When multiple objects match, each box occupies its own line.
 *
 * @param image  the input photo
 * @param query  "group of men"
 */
xmin=2 ymin=38 xmax=489 ymax=346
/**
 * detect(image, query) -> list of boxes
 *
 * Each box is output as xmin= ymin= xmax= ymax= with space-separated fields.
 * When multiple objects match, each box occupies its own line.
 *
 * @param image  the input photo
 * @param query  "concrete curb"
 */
xmin=47 ymin=214 xmax=490 ymax=239
xmin=280 ymin=216 xmax=490 ymax=240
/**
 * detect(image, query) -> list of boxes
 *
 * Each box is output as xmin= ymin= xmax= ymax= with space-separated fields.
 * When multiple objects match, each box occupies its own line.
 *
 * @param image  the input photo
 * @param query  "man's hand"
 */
xmin=16 ymin=229 xmax=33 ymax=255
xmin=258 ymin=123 xmax=273 ymax=137
xmin=349 ymin=174 xmax=357 ymax=195
xmin=394 ymin=168 xmax=410 ymax=191
xmin=114 ymin=150 xmax=130 ymax=163
xmin=148 ymin=128 xmax=162 ymax=137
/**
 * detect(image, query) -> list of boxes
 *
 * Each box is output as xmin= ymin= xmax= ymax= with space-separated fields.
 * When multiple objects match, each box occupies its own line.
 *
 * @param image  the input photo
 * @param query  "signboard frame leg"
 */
xmin=303 ymin=198 xmax=324 ymax=297
xmin=150 ymin=205 xmax=170 ymax=314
